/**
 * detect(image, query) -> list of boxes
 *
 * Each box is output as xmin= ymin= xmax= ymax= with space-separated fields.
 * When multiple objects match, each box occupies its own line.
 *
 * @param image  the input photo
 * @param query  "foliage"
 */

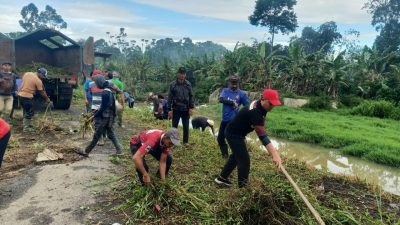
xmin=249 ymin=0 xmax=298 ymax=47
xmin=108 ymin=105 xmax=400 ymax=224
xmin=350 ymin=100 xmax=398 ymax=119
xmin=294 ymin=21 xmax=342 ymax=54
xmin=303 ymin=95 xmax=332 ymax=111
xmin=19 ymin=3 xmax=67 ymax=32
xmin=16 ymin=62 xmax=70 ymax=77
xmin=338 ymin=95 xmax=364 ymax=108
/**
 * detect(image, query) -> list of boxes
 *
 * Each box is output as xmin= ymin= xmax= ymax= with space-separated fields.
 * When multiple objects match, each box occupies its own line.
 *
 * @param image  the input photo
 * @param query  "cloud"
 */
xmin=131 ymin=0 xmax=371 ymax=25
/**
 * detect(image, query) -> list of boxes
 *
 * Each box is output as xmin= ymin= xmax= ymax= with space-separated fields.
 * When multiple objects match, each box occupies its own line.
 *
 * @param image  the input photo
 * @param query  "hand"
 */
xmin=189 ymin=109 xmax=193 ymax=116
xmin=85 ymin=99 xmax=89 ymax=105
xmin=143 ymin=174 xmax=151 ymax=184
xmin=168 ymin=111 xmax=173 ymax=119
xmin=272 ymin=153 xmax=282 ymax=170
xmin=233 ymin=102 xmax=238 ymax=109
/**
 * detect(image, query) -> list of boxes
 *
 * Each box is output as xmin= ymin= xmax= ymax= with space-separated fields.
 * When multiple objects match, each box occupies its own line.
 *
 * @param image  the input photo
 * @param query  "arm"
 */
xmin=241 ymin=92 xmax=250 ymax=106
xmin=132 ymin=151 xmax=151 ymax=183
xmin=218 ymin=89 xmax=234 ymax=105
xmin=188 ymin=84 xmax=194 ymax=109
xmin=39 ymin=90 xmax=50 ymax=103
xmin=159 ymin=153 xmax=168 ymax=179
xmin=254 ymin=125 xmax=282 ymax=169
xmin=167 ymin=83 xmax=173 ymax=111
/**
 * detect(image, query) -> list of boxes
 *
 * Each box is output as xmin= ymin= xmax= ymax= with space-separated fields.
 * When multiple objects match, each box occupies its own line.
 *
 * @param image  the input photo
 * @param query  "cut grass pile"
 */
xmin=198 ymin=104 xmax=400 ymax=167
xmin=105 ymin=106 xmax=400 ymax=224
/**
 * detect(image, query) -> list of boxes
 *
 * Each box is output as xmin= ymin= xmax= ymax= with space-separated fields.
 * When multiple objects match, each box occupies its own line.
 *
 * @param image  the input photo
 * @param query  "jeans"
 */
xmin=220 ymin=134 xmax=250 ymax=187
xmin=85 ymin=116 xmax=121 ymax=154
xmin=130 ymin=143 xmax=173 ymax=184
xmin=19 ymin=97 xmax=34 ymax=119
xmin=217 ymin=120 xmax=230 ymax=157
xmin=0 ymin=131 xmax=11 ymax=168
xmin=172 ymin=109 xmax=190 ymax=144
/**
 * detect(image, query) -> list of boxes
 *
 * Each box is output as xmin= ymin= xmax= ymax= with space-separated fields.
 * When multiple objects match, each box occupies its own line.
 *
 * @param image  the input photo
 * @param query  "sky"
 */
xmin=0 ymin=0 xmax=378 ymax=50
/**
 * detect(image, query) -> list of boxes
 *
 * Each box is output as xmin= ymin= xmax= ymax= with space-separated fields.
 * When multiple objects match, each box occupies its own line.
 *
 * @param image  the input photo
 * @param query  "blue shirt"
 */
xmin=84 ymin=79 xmax=92 ymax=100
xmin=219 ymin=88 xmax=249 ymax=121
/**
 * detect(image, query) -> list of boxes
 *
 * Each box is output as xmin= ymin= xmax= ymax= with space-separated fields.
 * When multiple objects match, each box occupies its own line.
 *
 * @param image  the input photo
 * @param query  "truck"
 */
xmin=0 ymin=28 xmax=109 ymax=109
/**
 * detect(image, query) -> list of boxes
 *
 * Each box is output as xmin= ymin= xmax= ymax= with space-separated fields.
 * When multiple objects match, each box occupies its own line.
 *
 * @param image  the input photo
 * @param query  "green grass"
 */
xmin=197 ymin=105 xmax=400 ymax=167
xmin=107 ymin=106 xmax=400 ymax=225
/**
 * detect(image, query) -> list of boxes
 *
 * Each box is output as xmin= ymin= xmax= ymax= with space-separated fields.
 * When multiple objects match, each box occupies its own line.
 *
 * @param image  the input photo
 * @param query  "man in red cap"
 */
xmin=214 ymin=89 xmax=282 ymax=188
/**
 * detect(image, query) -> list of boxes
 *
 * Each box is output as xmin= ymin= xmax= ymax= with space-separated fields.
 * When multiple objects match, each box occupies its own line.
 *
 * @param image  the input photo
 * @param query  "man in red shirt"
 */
xmin=0 ymin=118 xmax=11 ymax=168
xmin=131 ymin=128 xmax=181 ymax=185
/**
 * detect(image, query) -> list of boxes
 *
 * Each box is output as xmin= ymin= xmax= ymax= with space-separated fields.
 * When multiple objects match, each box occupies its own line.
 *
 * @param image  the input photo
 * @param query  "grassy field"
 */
xmin=197 ymin=104 xmax=400 ymax=168
xmin=102 ymin=106 xmax=400 ymax=225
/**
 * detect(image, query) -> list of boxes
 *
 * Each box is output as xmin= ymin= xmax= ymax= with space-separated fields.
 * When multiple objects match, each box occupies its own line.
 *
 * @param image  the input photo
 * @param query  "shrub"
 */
xmin=350 ymin=100 xmax=396 ymax=119
xmin=303 ymin=95 xmax=331 ymax=111
xmin=339 ymin=95 xmax=364 ymax=108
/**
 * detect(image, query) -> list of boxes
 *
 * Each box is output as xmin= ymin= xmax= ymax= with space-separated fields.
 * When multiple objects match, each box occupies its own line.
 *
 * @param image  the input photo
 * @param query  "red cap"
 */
xmin=262 ymin=89 xmax=282 ymax=106
xmin=92 ymin=70 xmax=102 ymax=76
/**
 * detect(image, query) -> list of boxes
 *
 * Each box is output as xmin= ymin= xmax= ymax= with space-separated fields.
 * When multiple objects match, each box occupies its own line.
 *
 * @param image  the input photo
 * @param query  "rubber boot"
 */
xmin=23 ymin=118 xmax=34 ymax=132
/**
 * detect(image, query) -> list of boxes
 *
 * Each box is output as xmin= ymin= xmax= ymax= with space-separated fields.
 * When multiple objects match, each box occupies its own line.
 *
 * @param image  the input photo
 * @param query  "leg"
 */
xmin=117 ymin=107 xmax=123 ymax=126
xmin=217 ymin=121 xmax=230 ymax=158
xmin=0 ymin=96 xmax=5 ymax=118
xmin=20 ymin=97 xmax=34 ymax=132
xmin=85 ymin=118 xmax=107 ymax=154
xmin=0 ymin=131 xmax=11 ymax=168
xmin=4 ymin=96 xmax=13 ymax=120
xmin=150 ymin=150 xmax=173 ymax=177
xmin=106 ymin=120 xmax=122 ymax=154
xmin=181 ymin=111 xmax=190 ymax=144
xmin=230 ymin=138 xmax=250 ymax=187
xmin=130 ymin=143 xmax=149 ymax=184
xmin=172 ymin=110 xmax=180 ymax=128
xmin=220 ymin=136 xmax=247 ymax=184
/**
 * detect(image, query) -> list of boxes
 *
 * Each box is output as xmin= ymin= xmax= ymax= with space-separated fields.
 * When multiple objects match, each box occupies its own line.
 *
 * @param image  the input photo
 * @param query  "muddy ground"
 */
xmin=0 ymin=105 xmax=128 ymax=225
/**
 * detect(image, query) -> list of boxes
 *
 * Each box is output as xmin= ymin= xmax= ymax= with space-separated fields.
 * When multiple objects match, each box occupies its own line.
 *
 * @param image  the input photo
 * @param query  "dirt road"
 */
xmin=0 ymin=105 xmax=125 ymax=225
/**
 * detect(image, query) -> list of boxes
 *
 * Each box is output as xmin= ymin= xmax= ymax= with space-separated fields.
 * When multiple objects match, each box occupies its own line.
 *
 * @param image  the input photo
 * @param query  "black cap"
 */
xmin=229 ymin=75 xmax=239 ymax=83
xmin=2 ymin=62 xmax=12 ymax=66
xmin=178 ymin=67 xmax=187 ymax=74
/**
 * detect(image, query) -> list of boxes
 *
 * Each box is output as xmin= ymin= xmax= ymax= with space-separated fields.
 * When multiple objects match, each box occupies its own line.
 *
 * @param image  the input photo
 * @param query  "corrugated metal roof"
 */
xmin=14 ymin=28 xmax=80 ymax=48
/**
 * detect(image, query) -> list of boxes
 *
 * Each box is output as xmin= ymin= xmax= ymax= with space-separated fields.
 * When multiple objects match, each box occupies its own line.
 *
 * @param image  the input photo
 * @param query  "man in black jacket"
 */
xmin=167 ymin=67 xmax=194 ymax=145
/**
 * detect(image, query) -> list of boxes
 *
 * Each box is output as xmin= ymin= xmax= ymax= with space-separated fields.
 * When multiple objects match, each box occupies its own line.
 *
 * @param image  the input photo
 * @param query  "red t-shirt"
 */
xmin=0 ymin=118 xmax=10 ymax=139
xmin=130 ymin=129 xmax=170 ymax=155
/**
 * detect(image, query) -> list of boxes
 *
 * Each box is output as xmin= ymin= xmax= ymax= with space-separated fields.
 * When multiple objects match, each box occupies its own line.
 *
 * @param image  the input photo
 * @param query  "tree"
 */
xmin=364 ymin=0 xmax=400 ymax=52
xmin=249 ymin=0 xmax=298 ymax=47
xmin=296 ymin=21 xmax=342 ymax=54
xmin=19 ymin=3 xmax=67 ymax=32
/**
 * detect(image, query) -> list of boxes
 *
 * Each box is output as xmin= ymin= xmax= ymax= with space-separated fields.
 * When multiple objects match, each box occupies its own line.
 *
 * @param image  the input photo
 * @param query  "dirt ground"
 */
xmin=0 ymin=105 xmax=127 ymax=225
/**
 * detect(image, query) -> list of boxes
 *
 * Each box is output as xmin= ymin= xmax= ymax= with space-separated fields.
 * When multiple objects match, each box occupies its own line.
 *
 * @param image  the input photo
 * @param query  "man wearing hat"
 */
xmin=18 ymin=68 xmax=52 ymax=132
xmin=130 ymin=128 xmax=181 ymax=185
xmin=214 ymin=89 xmax=282 ymax=188
xmin=0 ymin=62 xmax=18 ymax=121
xmin=167 ymin=67 xmax=194 ymax=145
xmin=217 ymin=75 xmax=249 ymax=158
xmin=191 ymin=116 xmax=215 ymax=136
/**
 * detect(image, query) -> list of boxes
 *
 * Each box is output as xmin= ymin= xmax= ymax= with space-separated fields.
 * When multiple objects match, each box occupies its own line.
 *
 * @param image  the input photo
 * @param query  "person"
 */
xmin=130 ymin=128 xmax=181 ymax=185
xmin=18 ymin=68 xmax=52 ymax=132
xmin=124 ymin=91 xmax=135 ymax=108
xmin=150 ymin=93 xmax=168 ymax=120
xmin=191 ymin=116 xmax=215 ymax=135
xmin=167 ymin=67 xmax=194 ymax=145
xmin=110 ymin=71 xmax=125 ymax=127
xmin=0 ymin=62 xmax=18 ymax=121
xmin=0 ymin=118 xmax=11 ymax=168
xmin=218 ymin=75 xmax=249 ymax=158
xmin=77 ymin=75 xmax=122 ymax=157
xmin=83 ymin=71 xmax=94 ymax=112
xmin=89 ymin=70 xmax=107 ymax=145
xmin=214 ymin=89 xmax=283 ymax=188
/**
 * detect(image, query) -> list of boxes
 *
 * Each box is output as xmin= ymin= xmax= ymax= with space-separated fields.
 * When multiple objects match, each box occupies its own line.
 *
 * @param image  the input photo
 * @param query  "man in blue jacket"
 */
xmin=218 ymin=75 xmax=249 ymax=158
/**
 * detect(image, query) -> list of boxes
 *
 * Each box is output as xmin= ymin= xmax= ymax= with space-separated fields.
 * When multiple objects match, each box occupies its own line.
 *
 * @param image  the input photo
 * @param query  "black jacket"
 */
xmin=167 ymin=79 xmax=194 ymax=111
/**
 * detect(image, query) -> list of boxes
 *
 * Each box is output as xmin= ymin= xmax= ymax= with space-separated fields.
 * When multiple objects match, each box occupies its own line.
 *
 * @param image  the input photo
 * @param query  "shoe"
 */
xmin=98 ymin=137 xmax=105 ymax=146
xmin=214 ymin=176 xmax=232 ymax=187
xmin=75 ymin=149 xmax=89 ymax=157
xmin=111 ymin=151 xmax=123 ymax=157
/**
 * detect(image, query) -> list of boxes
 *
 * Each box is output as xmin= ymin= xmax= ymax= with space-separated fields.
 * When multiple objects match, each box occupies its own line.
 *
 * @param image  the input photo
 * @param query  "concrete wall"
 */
xmin=283 ymin=98 xmax=309 ymax=107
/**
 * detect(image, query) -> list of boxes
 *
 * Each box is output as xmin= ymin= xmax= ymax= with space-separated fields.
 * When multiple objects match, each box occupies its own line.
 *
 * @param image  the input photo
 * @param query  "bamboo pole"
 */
xmin=281 ymin=166 xmax=325 ymax=225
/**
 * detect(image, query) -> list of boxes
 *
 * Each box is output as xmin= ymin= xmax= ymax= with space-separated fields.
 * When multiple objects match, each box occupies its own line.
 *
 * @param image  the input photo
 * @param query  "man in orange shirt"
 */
xmin=18 ymin=68 xmax=52 ymax=132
